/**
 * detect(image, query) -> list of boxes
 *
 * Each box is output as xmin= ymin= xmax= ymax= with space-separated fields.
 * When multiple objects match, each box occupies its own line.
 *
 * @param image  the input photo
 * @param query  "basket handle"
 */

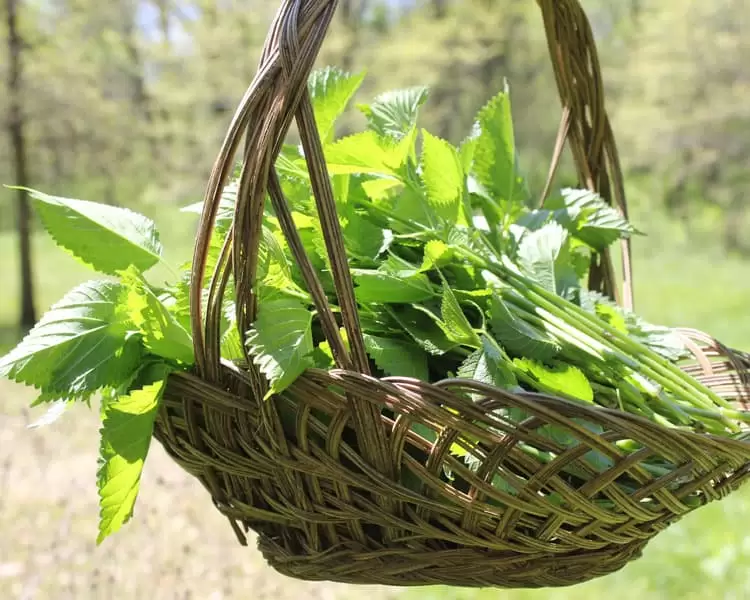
xmin=536 ymin=0 xmax=634 ymax=309
xmin=188 ymin=0 xmax=400 ymax=485
xmin=187 ymin=0 xmax=632 ymax=476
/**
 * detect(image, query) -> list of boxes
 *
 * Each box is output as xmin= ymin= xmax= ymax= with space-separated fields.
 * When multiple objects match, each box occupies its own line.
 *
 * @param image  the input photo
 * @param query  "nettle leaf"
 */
xmin=387 ymin=177 xmax=434 ymax=228
xmin=594 ymin=302 xmax=628 ymax=334
xmin=440 ymin=282 xmax=480 ymax=346
xmin=471 ymin=85 xmax=527 ymax=212
xmin=358 ymin=86 xmax=429 ymax=141
xmin=353 ymin=269 xmax=435 ymax=304
xmin=276 ymin=150 xmax=310 ymax=183
xmin=548 ymin=188 xmax=639 ymax=251
xmin=535 ymin=420 xmax=614 ymax=475
xmin=458 ymin=128 xmax=479 ymax=173
xmin=324 ymin=130 xmax=410 ymax=176
xmin=420 ymin=240 xmax=455 ymax=271
xmin=386 ymin=306 xmax=457 ymax=356
xmin=516 ymin=222 xmax=569 ymax=294
xmin=332 ymin=172 xmax=351 ymax=213
xmin=258 ymin=226 xmax=308 ymax=299
xmin=420 ymin=130 xmax=465 ymax=224
xmin=361 ymin=176 xmax=403 ymax=200
xmin=308 ymin=66 xmax=366 ymax=143
xmin=22 ymin=187 xmax=163 ymax=275
xmin=245 ymin=298 xmax=315 ymax=399
xmin=489 ymin=294 xmax=561 ymax=361
xmin=629 ymin=322 xmax=689 ymax=362
xmin=363 ymin=334 xmax=430 ymax=380
xmin=458 ymin=335 xmax=518 ymax=393
xmin=513 ymin=358 xmax=594 ymax=403
xmin=97 ymin=362 xmax=172 ymax=544
xmin=554 ymin=238 xmax=591 ymax=301
xmin=119 ymin=267 xmax=194 ymax=365
xmin=27 ymin=399 xmax=71 ymax=429
xmin=0 ymin=280 xmax=142 ymax=397
xmin=180 ymin=179 xmax=238 ymax=230
xmin=220 ymin=326 xmax=245 ymax=362
xmin=514 ymin=209 xmax=553 ymax=232
xmin=580 ymin=291 xmax=689 ymax=361
xmin=345 ymin=214 xmax=386 ymax=260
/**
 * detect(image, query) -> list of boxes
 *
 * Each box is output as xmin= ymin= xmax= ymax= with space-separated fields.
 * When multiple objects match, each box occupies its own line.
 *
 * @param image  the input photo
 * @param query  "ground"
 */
xmin=0 ymin=379 xmax=397 ymax=600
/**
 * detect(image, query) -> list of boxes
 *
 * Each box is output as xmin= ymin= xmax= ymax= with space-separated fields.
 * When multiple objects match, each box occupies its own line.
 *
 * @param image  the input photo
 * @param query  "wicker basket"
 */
xmin=152 ymin=0 xmax=750 ymax=589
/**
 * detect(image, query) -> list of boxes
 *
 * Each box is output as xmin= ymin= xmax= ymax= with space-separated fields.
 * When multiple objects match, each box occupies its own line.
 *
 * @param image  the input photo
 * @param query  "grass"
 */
xmin=1 ymin=200 xmax=749 ymax=599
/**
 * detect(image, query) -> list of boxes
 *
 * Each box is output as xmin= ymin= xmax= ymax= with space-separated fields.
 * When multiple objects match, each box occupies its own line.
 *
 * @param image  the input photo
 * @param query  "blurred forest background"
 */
xmin=1 ymin=1 xmax=750 ymax=599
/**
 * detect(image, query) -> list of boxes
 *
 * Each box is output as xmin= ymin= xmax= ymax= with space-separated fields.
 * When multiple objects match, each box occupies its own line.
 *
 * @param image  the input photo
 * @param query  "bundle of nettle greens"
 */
xmin=2 ymin=68 xmax=749 ymax=544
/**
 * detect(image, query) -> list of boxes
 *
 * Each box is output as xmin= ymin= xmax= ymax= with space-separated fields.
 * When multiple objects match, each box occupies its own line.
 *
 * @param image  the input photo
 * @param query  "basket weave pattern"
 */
xmin=152 ymin=0 xmax=750 ymax=588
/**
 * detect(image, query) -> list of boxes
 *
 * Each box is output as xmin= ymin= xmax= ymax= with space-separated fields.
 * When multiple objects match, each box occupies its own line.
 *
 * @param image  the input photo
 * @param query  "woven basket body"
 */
xmin=153 ymin=0 xmax=750 ymax=589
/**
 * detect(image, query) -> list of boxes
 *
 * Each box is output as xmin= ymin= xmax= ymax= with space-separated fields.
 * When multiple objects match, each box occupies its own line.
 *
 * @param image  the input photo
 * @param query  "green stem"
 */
xmin=453 ymin=245 xmax=748 ymax=433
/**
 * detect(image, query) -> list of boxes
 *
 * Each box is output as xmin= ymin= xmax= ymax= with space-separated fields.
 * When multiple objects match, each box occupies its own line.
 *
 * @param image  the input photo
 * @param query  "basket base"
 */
xmin=256 ymin=533 xmax=648 ymax=589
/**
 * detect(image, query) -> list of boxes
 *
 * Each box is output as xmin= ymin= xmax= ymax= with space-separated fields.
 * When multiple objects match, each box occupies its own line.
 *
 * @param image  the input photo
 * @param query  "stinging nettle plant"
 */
xmin=2 ymin=67 xmax=749 ymax=547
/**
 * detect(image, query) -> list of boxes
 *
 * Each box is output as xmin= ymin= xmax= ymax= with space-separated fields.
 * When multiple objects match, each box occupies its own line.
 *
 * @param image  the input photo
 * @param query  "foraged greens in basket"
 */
xmin=2 ymin=67 xmax=748 ymax=544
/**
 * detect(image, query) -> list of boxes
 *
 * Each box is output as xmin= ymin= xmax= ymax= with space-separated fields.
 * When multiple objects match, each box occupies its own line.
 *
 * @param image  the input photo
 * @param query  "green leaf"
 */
xmin=458 ymin=131 xmax=479 ymax=173
xmin=535 ymin=420 xmax=614 ymax=474
xmin=324 ymin=130 xmax=408 ymax=176
xmin=410 ymin=423 xmax=438 ymax=445
xmin=489 ymin=293 xmax=561 ymax=361
xmin=22 ymin=187 xmax=163 ymax=275
xmin=353 ymin=269 xmax=435 ymax=303
xmin=119 ymin=267 xmax=194 ymax=365
xmin=420 ymin=240 xmax=455 ymax=271
xmin=0 ymin=280 xmax=142 ymax=396
xmin=361 ymin=176 xmax=403 ymax=200
xmin=344 ymin=214 xmax=386 ymax=261
xmin=440 ymin=282 xmax=480 ymax=346
xmin=554 ymin=238 xmax=591 ymax=301
xmin=221 ymin=326 xmax=245 ymax=362
xmin=457 ymin=335 xmax=518 ymax=392
xmin=386 ymin=306 xmax=457 ymax=356
xmin=471 ymin=85 xmax=527 ymax=212
xmin=180 ymin=179 xmax=238 ymax=231
xmin=27 ymin=399 xmax=71 ymax=429
xmin=363 ymin=334 xmax=430 ymax=380
xmin=258 ymin=226 xmax=309 ymax=301
xmin=97 ymin=363 xmax=171 ymax=544
xmin=516 ymin=222 xmax=569 ymax=294
xmin=276 ymin=150 xmax=310 ymax=182
xmin=513 ymin=358 xmax=594 ymax=403
xmin=308 ymin=67 xmax=366 ymax=143
xmin=358 ymin=86 xmax=429 ymax=141
xmin=547 ymin=188 xmax=639 ymax=251
xmin=580 ymin=291 xmax=689 ymax=361
xmin=629 ymin=322 xmax=689 ymax=362
xmin=594 ymin=302 xmax=628 ymax=334
xmin=420 ymin=130 xmax=464 ymax=223
xmin=387 ymin=176 xmax=434 ymax=227
xmin=245 ymin=298 xmax=315 ymax=399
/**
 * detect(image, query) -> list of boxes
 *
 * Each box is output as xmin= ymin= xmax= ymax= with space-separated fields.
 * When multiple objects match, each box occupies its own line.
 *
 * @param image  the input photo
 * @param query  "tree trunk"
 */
xmin=432 ymin=0 xmax=447 ymax=19
xmin=6 ymin=0 xmax=36 ymax=332
xmin=120 ymin=0 xmax=157 ymax=162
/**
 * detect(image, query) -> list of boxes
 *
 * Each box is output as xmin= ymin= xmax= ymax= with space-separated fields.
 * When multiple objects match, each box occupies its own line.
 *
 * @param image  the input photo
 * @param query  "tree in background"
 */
xmin=5 ymin=0 xmax=36 ymax=331
xmin=611 ymin=0 xmax=750 ymax=254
